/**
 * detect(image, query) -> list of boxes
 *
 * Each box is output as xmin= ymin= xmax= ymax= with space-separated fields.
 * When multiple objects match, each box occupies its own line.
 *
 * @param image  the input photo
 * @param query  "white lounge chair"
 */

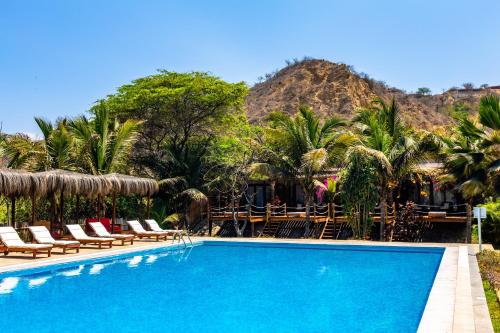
xmin=126 ymin=220 xmax=168 ymax=241
xmin=0 ymin=226 xmax=52 ymax=258
xmin=29 ymin=226 xmax=80 ymax=254
xmin=89 ymin=222 xmax=135 ymax=246
xmin=144 ymin=219 xmax=192 ymax=245
xmin=65 ymin=224 xmax=114 ymax=248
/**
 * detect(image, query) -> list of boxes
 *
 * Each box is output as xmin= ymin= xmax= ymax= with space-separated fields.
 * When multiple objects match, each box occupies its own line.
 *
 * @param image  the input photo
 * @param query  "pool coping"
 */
xmin=0 ymin=240 xmax=201 ymax=274
xmin=0 ymin=237 xmax=492 ymax=332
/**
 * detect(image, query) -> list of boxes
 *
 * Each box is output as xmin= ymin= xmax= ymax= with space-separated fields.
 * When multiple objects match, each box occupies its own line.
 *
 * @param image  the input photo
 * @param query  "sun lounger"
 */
xmin=65 ymin=224 xmax=114 ymax=248
xmin=144 ymin=219 xmax=192 ymax=245
xmin=29 ymin=226 xmax=80 ymax=254
xmin=126 ymin=220 xmax=168 ymax=241
xmin=89 ymin=222 xmax=135 ymax=245
xmin=0 ymin=227 xmax=52 ymax=258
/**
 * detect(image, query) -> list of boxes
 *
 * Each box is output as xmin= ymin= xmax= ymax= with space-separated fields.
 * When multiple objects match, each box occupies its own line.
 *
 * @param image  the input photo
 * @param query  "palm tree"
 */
xmin=264 ymin=106 xmax=352 ymax=236
xmin=5 ymin=118 xmax=74 ymax=171
xmin=442 ymin=95 xmax=500 ymax=242
xmin=68 ymin=103 xmax=141 ymax=175
xmin=350 ymin=98 xmax=438 ymax=240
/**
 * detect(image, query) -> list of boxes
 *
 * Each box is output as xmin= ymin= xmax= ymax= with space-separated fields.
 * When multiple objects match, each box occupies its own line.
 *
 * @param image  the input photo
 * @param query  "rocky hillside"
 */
xmin=246 ymin=59 xmax=499 ymax=130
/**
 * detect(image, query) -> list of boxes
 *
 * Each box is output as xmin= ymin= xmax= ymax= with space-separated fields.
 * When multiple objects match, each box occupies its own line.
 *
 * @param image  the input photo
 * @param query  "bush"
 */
xmin=480 ymin=200 xmax=500 ymax=248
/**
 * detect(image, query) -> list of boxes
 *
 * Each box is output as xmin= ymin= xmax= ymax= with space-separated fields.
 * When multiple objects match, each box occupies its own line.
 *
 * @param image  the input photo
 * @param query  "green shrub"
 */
xmin=480 ymin=200 xmax=500 ymax=248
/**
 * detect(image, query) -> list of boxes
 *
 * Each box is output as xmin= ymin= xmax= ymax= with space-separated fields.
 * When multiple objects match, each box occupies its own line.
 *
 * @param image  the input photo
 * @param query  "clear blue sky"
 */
xmin=1 ymin=0 xmax=499 ymax=136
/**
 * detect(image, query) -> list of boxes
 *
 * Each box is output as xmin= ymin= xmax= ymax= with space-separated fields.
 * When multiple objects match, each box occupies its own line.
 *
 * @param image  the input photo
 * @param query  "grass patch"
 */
xmin=483 ymin=280 xmax=500 ymax=332
xmin=478 ymin=250 xmax=500 ymax=332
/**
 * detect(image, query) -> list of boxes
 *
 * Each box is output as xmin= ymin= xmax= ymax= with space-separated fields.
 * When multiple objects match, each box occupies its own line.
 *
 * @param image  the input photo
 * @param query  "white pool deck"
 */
xmin=0 ymin=237 xmax=494 ymax=333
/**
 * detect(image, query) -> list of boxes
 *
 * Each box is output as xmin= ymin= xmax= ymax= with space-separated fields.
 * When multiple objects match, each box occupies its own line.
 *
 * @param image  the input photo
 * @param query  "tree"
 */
xmin=416 ymin=87 xmax=432 ymax=96
xmin=349 ymin=98 xmax=439 ymax=240
xmin=99 ymin=71 xmax=248 ymax=185
xmin=5 ymin=118 xmax=74 ymax=171
xmin=263 ymin=106 xmax=353 ymax=236
xmin=462 ymin=82 xmax=475 ymax=90
xmin=442 ymin=95 xmax=500 ymax=242
xmin=203 ymin=119 xmax=259 ymax=237
xmin=68 ymin=103 xmax=141 ymax=175
xmin=341 ymin=152 xmax=379 ymax=239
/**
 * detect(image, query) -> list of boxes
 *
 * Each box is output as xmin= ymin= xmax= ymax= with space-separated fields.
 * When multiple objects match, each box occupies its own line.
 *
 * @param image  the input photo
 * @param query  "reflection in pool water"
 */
xmin=59 ymin=265 xmax=84 ymax=277
xmin=0 ymin=277 xmax=19 ymax=294
xmin=127 ymin=255 xmax=143 ymax=267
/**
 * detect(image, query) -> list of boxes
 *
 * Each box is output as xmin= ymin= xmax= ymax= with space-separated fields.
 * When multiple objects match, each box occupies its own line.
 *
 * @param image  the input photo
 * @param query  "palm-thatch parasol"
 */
xmin=103 ymin=173 xmax=159 ymax=230
xmin=0 ymin=169 xmax=159 ymax=230
xmin=0 ymin=169 xmax=49 ymax=226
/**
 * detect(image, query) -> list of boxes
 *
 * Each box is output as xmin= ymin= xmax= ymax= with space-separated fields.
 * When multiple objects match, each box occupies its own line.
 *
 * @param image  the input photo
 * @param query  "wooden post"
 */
xmin=60 ymin=190 xmax=65 ymax=228
xmin=75 ymin=195 xmax=80 ymax=223
xmin=31 ymin=191 xmax=36 ymax=225
xmin=249 ymin=204 xmax=254 ymax=237
xmin=208 ymin=203 xmax=212 ymax=236
xmin=10 ymin=197 xmax=16 ymax=228
xmin=96 ymin=195 xmax=101 ymax=219
xmin=146 ymin=193 xmax=151 ymax=219
xmin=111 ymin=192 xmax=117 ymax=233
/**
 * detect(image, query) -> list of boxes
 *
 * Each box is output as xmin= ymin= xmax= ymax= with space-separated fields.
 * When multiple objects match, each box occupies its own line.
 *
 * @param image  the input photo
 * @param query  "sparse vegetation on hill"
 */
xmin=246 ymin=59 xmax=500 ymax=130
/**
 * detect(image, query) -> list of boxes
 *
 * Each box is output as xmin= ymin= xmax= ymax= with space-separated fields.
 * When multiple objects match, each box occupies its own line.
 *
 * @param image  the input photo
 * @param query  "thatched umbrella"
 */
xmin=103 ymin=173 xmax=159 ymax=231
xmin=0 ymin=169 xmax=50 ymax=226
xmin=34 ymin=170 xmax=114 ymax=231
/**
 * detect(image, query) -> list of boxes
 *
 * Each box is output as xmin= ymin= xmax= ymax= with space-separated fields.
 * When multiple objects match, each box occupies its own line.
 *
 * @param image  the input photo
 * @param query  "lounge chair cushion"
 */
xmin=0 ymin=227 xmax=52 ymax=249
xmin=89 ymin=222 xmax=134 ymax=239
xmin=144 ymin=219 xmax=182 ymax=233
xmin=66 ymin=224 xmax=114 ymax=242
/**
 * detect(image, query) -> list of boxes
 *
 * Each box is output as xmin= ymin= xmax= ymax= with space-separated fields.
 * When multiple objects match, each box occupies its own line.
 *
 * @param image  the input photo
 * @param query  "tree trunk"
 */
xmin=304 ymin=194 xmax=311 ymax=237
xmin=379 ymin=187 xmax=387 ymax=241
xmin=466 ymin=201 xmax=472 ymax=244
xmin=270 ymin=181 xmax=276 ymax=202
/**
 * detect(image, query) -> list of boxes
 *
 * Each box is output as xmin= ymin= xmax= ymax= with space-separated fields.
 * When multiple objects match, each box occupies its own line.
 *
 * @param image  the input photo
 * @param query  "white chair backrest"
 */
xmin=144 ymin=219 xmax=162 ymax=232
xmin=127 ymin=220 xmax=146 ymax=233
xmin=66 ymin=224 xmax=89 ymax=239
xmin=28 ymin=226 xmax=55 ymax=244
xmin=0 ymin=227 xmax=25 ymax=247
xmin=89 ymin=222 xmax=111 ymax=237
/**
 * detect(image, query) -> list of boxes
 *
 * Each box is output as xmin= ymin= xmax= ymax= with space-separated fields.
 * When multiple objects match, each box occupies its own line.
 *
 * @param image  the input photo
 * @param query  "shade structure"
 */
xmin=103 ymin=173 xmax=159 ymax=196
xmin=103 ymin=173 xmax=159 ymax=229
xmin=38 ymin=170 xmax=113 ymax=198
xmin=0 ymin=169 xmax=48 ymax=198
xmin=0 ymin=169 xmax=159 ymax=228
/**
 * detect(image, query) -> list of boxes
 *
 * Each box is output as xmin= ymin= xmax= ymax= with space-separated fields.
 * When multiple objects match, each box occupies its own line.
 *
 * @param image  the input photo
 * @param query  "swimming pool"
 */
xmin=0 ymin=241 xmax=443 ymax=333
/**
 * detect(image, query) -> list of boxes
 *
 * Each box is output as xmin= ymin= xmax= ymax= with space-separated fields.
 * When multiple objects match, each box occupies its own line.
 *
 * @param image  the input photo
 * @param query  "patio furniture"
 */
xmin=144 ymin=219 xmax=192 ymax=245
xmin=126 ymin=220 xmax=168 ymax=242
xmin=89 ymin=222 xmax=134 ymax=246
xmin=28 ymin=226 xmax=80 ymax=254
xmin=65 ymin=224 xmax=114 ymax=249
xmin=0 ymin=227 xmax=52 ymax=258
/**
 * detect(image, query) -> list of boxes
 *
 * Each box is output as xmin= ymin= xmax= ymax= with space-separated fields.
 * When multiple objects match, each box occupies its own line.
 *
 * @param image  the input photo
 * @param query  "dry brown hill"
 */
xmin=246 ymin=59 xmax=498 ymax=130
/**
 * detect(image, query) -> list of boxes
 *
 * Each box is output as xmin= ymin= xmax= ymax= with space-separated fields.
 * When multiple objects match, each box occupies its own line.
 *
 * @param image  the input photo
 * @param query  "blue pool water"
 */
xmin=0 ymin=241 xmax=443 ymax=333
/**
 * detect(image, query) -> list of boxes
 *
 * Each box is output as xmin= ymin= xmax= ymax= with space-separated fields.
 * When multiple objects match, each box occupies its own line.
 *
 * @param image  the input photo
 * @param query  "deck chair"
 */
xmin=29 ymin=226 xmax=80 ymax=254
xmin=89 ymin=222 xmax=135 ymax=246
xmin=126 ymin=220 xmax=168 ymax=241
xmin=65 ymin=224 xmax=114 ymax=249
xmin=144 ymin=219 xmax=192 ymax=245
xmin=0 ymin=227 xmax=52 ymax=258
